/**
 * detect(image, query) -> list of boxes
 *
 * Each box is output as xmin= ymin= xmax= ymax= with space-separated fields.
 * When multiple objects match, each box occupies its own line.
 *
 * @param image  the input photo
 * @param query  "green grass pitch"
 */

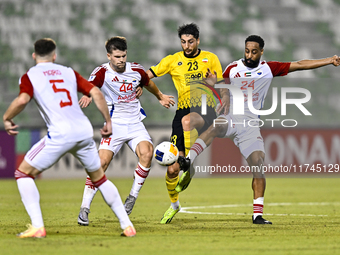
xmin=1 ymin=177 xmax=340 ymax=255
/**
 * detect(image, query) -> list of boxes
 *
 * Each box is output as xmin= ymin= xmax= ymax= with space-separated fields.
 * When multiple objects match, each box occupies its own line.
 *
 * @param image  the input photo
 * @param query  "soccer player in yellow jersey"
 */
xmin=146 ymin=23 xmax=223 ymax=223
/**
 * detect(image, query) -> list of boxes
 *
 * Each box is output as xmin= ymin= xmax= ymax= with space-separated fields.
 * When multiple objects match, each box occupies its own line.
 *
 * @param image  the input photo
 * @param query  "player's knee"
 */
xmin=181 ymin=115 xmax=190 ymax=130
xmin=139 ymin=147 xmax=153 ymax=163
xmin=167 ymin=163 xmax=180 ymax=177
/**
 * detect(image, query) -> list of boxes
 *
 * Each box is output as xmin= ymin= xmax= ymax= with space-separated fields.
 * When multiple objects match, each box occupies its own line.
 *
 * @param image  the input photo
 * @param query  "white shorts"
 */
xmin=99 ymin=121 xmax=152 ymax=156
xmin=219 ymin=114 xmax=265 ymax=159
xmin=25 ymin=136 xmax=101 ymax=172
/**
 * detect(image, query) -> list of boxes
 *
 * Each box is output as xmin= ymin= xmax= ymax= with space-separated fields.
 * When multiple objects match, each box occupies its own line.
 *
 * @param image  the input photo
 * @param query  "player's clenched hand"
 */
xmin=79 ymin=95 xmax=92 ymax=108
xmin=331 ymin=55 xmax=340 ymax=66
xmin=136 ymin=86 xmax=143 ymax=98
xmin=205 ymin=68 xmax=217 ymax=86
xmin=159 ymin=94 xmax=175 ymax=109
xmin=100 ymin=121 xmax=112 ymax=138
xmin=4 ymin=119 xmax=19 ymax=136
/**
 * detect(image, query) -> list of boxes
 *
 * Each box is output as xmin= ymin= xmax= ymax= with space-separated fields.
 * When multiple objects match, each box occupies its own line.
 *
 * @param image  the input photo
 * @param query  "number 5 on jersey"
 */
xmin=50 ymin=79 xmax=73 ymax=108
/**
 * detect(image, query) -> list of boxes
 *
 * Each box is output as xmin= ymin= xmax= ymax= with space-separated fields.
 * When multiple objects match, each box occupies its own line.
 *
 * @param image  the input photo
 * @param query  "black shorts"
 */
xmin=170 ymin=106 xmax=216 ymax=152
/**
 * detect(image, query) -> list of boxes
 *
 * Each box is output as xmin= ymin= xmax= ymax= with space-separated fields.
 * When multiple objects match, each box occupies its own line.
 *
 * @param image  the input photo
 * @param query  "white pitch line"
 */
xmin=179 ymin=202 xmax=340 ymax=217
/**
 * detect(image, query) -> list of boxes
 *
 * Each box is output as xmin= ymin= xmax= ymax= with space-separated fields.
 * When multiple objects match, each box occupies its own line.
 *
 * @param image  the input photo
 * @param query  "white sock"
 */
xmin=16 ymin=177 xmax=44 ymax=228
xmin=253 ymin=197 xmax=264 ymax=220
xmin=97 ymin=179 xmax=133 ymax=230
xmin=81 ymin=176 xmax=98 ymax=209
xmin=187 ymin=138 xmax=207 ymax=163
xmin=130 ymin=163 xmax=150 ymax=198
xmin=171 ymin=201 xmax=180 ymax=210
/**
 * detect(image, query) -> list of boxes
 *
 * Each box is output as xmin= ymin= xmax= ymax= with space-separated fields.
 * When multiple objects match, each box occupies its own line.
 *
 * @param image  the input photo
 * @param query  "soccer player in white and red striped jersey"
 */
xmin=77 ymin=36 xmax=175 ymax=225
xmin=3 ymin=38 xmax=136 ymax=238
xmin=183 ymin=35 xmax=340 ymax=224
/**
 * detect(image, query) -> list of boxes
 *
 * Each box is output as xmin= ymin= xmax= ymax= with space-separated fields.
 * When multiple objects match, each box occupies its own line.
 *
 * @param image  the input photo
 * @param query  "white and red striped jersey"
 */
xmin=223 ymin=59 xmax=290 ymax=118
xmin=19 ymin=62 xmax=95 ymax=142
xmin=88 ymin=62 xmax=150 ymax=124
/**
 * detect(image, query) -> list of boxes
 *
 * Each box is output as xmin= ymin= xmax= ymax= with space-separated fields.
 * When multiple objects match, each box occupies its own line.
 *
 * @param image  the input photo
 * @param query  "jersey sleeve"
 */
xmin=222 ymin=62 xmax=237 ymax=84
xmin=131 ymin=63 xmax=150 ymax=87
xmin=74 ymin=71 xmax=95 ymax=96
xmin=19 ymin=73 xmax=34 ymax=98
xmin=88 ymin=66 xmax=106 ymax=87
xmin=267 ymin=61 xmax=291 ymax=77
xmin=149 ymin=55 xmax=174 ymax=77
xmin=139 ymin=69 xmax=150 ymax=87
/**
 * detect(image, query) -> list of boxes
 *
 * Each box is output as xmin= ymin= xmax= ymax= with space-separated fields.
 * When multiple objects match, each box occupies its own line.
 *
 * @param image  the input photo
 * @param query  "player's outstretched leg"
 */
xmin=175 ymin=156 xmax=191 ymax=193
xmin=90 ymin=174 xmax=136 ymax=236
xmin=176 ymin=138 xmax=207 ymax=192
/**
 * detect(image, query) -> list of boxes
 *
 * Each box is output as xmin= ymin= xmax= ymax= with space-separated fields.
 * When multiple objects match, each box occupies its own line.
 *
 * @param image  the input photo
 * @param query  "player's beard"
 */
xmin=244 ymin=56 xmax=260 ymax=68
xmin=184 ymin=47 xmax=199 ymax=58
xmin=115 ymin=63 xmax=126 ymax=73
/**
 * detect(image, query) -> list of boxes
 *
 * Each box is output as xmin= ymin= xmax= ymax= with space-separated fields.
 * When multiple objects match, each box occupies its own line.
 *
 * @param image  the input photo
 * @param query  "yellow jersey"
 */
xmin=150 ymin=49 xmax=223 ymax=110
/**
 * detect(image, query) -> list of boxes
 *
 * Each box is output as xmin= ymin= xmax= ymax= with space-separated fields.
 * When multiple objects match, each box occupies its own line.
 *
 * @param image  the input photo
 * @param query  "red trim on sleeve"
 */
xmin=19 ymin=73 xmax=34 ymax=98
xmin=222 ymin=63 xmax=237 ymax=84
xmin=267 ymin=61 xmax=290 ymax=77
xmin=74 ymin=71 xmax=94 ymax=96
xmin=89 ymin=66 xmax=106 ymax=88
xmin=132 ymin=64 xmax=150 ymax=87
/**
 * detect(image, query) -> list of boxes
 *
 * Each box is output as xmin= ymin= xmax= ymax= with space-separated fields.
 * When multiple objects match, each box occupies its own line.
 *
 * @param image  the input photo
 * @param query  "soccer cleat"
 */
xmin=78 ymin=207 xmax=90 ymax=226
xmin=177 ymin=156 xmax=190 ymax=172
xmin=175 ymin=170 xmax=192 ymax=193
xmin=124 ymin=194 xmax=137 ymax=215
xmin=17 ymin=224 xmax=46 ymax=238
xmin=121 ymin=226 xmax=136 ymax=237
xmin=253 ymin=215 xmax=272 ymax=224
xmin=160 ymin=204 xmax=181 ymax=224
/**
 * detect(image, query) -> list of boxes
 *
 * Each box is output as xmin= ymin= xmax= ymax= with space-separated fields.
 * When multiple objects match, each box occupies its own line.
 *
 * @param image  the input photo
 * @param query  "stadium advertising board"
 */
xmin=0 ymin=130 xmax=16 ymax=178
xmin=208 ymin=129 xmax=340 ymax=176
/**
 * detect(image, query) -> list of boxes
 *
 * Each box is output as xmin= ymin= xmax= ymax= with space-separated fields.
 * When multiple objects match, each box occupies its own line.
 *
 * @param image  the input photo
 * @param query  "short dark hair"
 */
xmin=105 ymin=36 xmax=127 ymax=53
xmin=245 ymin=35 xmax=265 ymax=49
xmin=178 ymin=23 xmax=199 ymax=39
xmin=34 ymin=38 xmax=56 ymax=56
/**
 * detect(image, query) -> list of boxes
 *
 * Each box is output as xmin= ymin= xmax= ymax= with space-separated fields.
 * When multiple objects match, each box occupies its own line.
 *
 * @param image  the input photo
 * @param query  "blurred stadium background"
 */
xmin=1 ymin=0 xmax=340 ymax=178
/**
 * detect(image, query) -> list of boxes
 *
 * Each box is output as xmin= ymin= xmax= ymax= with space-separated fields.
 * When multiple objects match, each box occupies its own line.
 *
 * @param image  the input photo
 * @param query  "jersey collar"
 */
xmin=183 ymin=49 xmax=201 ymax=59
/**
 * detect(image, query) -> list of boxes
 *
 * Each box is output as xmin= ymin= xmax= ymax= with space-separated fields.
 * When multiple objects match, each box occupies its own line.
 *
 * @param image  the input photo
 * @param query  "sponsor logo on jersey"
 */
xmin=234 ymin=72 xmax=241 ymax=78
xmin=244 ymin=72 xmax=251 ymax=77
xmin=178 ymin=62 xmax=183 ymax=66
xmin=185 ymin=71 xmax=203 ymax=84
xmin=112 ymin=76 xmax=119 ymax=82
xmin=88 ymin=75 xmax=96 ymax=81
xmin=202 ymin=58 xmax=208 ymax=63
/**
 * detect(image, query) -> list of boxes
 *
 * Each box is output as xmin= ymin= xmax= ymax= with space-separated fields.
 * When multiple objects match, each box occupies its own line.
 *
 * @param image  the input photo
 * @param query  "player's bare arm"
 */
xmin=289 ymin=55 xmax=340 ymax=72
xmin=146 ymin=69 xmax=155 ymax=79
xmin=3 ymin=92 xmax=31 ymax=136
xmin=79 ymin=95 xmax=92 ymax=108
xmin=217 ymin=89 xmax=230 ymax=115
xmin=89 ymin=87 xmax=112 ymax=137
xmin=144 ymin=79 xmax=175 ymax=109
xmin=205 ymin=68 xmax=229 ymax=115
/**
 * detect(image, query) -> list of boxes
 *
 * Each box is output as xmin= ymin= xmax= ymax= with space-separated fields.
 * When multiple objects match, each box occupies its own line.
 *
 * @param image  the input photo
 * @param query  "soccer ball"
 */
xmin=154 ymin=141 xmax=179 ymax=166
